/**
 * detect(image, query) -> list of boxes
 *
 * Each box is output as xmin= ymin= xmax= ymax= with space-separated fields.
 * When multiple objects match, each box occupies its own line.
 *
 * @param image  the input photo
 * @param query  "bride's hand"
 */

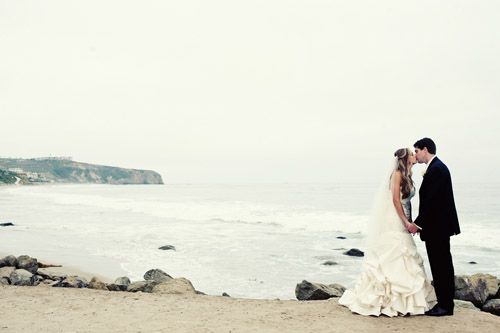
xmin=407 ymin=222 xmax=419 ymax=235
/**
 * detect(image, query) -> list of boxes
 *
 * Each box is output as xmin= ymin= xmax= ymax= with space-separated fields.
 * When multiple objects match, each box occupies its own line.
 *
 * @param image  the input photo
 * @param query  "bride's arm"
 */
xmin=392 ymin=171 xmax=411 ymax=228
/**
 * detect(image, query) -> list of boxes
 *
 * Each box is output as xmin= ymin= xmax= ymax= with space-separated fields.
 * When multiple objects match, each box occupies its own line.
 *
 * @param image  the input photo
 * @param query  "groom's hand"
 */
xmin=407 ymin=222 xmax=419 ymax=235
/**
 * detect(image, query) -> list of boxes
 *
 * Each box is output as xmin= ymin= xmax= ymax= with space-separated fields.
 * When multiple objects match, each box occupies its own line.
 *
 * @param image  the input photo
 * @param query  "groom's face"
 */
xmin=414 ymin=147 xmax=426 ymax=164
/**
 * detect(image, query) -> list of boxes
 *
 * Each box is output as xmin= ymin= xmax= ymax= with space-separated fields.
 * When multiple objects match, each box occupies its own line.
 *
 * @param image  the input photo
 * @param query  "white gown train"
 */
xmin=338 ymin=183 xmax=437 ymax=316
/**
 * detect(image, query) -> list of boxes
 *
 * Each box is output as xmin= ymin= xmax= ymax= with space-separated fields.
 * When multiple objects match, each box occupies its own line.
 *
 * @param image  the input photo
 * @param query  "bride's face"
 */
xmin=409 ymin=152 xmax=417 ymax=166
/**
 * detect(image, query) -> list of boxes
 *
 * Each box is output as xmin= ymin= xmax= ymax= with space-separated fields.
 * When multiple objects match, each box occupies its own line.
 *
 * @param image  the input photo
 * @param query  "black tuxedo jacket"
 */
xmin=415 ymin=157 xmax=460 ymax=241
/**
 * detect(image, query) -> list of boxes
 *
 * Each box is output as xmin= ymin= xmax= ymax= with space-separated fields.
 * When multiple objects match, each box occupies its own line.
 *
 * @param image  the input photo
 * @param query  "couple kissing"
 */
xmin=339 ymin=137 xmax=460 ymax=317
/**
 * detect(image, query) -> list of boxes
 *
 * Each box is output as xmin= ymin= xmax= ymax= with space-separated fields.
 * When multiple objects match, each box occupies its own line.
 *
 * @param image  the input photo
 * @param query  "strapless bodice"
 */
xmin=401 ymin=186 xmax=415 ymax=220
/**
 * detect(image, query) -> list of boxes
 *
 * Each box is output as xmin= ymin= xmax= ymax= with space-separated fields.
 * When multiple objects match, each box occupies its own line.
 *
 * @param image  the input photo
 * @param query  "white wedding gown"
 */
xmin=338 ymin=183 xmax=437 ymax=317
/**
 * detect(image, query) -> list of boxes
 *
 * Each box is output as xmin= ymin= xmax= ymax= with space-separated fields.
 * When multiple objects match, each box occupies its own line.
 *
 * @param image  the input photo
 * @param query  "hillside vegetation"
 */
xmin=0 ymin=158 xmax=163 ymax=185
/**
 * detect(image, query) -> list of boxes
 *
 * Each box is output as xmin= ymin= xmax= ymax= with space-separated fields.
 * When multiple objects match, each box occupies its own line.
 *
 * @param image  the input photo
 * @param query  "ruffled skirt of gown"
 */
xmin=338 ymin=229 xmax=437 ymax=317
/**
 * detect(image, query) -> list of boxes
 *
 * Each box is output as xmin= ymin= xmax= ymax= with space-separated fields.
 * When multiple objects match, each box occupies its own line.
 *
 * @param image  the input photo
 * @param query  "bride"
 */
xmin=338 ymin=148 xmax=437 ymax=316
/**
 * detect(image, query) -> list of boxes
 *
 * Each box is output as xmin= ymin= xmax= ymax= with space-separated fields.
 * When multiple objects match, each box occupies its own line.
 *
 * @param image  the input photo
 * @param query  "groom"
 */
xmin=407 ymin=137 xmax=460 ymax=316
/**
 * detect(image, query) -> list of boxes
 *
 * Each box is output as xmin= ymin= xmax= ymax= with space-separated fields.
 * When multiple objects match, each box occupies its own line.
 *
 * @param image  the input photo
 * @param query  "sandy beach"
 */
xmin=2 ymin=251 xmax=500 ymax=332
xmin=1 ymin=285 xmax=500 ymax=333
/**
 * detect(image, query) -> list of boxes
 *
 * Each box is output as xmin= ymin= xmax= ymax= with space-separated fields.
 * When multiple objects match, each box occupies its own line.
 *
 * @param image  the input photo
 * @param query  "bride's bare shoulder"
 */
xmin=392 ymin=170 xmax=402 ymax=185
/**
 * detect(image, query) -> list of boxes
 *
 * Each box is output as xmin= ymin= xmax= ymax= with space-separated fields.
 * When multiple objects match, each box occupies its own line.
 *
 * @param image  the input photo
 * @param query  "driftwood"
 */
xmin=38 ymin=262 xmax=62 ymax=268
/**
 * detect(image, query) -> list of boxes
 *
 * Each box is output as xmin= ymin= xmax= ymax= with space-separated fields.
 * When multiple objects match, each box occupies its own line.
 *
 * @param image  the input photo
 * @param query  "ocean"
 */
xmin=1 ymin=182 xmax=499 ymax=300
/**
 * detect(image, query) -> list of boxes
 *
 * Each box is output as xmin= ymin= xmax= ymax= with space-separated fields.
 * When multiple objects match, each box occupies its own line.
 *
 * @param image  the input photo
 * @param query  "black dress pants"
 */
xmin=425 ymin=237 xmax=455 ymax=311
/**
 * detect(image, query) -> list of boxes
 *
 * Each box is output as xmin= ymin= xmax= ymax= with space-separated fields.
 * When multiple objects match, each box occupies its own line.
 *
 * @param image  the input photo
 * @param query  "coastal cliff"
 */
xmin=0 ymin=158 xmax=163 ymax=185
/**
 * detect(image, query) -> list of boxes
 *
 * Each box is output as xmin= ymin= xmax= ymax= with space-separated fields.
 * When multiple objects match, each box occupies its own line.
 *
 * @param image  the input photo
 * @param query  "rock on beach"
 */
xmin=10 ymin=269 xmax=36 ymax=286
xmin=454 ymin=300 xmax=480 ymax=311
xmin=16 ymin=255 xmax=38 ymax=274
xmin=53 ymin=276 xmax=87 ymax=288
xmin=343 ymin=248 xmax=364 ymax=257
xmin=158 ymin=245 xmax=176 ymax=251
xmin=2 ymin=253 xmax=500 ymax=319
xmin=37 ymin=267 xmax=67 ymax=281
xmin=483 ymin=299 xmax=500 ymax=316
xmin=144 ymin=268 xmax=173 ymax=282
xmin=454 ymin=273 xmax=499 ymax=308
xmin=114 ymin=276 xmax=131 ymax=291
xmin=89 ymin=277 xmax=108 ymax=290
xmin=0 ymin=255 xmax=18 ymax=268
xmin=295 ymin=280 xmax=345 ymax=301
xmin=151 ymin=278 xmax=196 ymax=295
xmin=127 ymin=280 xmax=159 ymax=293
xmin=106 ymin=283 xmax=121 ymax=292
xmin=0 ymin=266 xmax=16 ymax=280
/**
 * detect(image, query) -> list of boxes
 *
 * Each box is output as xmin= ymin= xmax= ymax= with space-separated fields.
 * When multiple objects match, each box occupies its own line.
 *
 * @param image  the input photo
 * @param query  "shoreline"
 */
xmin=2 ymin=182 xmax=500 ymax=300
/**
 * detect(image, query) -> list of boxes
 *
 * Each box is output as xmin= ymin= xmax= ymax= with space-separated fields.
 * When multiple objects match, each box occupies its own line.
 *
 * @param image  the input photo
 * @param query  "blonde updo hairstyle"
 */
xmin=394 ymin=148 xmax=414 ymax=199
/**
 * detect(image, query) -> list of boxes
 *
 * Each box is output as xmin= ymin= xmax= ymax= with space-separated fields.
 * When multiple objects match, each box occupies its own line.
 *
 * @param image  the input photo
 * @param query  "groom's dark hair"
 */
xmin=414 ymin=137 xmax=436 ymax=154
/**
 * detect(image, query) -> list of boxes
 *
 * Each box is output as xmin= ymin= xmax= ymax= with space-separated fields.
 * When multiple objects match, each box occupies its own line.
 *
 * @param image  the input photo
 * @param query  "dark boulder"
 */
xmin=0 ymin=255 xmax=17 ymax=268
xmin=53 ymin=276 xmax=87 ymax=288
xmin=10 ymin=269 xmax=36 ymax=286
xmin=453 ymin=300 xmax=480 ymax=311
xmin=39 ymin=277 xmax=56 ymax=285
xmin=295 ymin=280 xmax=345 ymax=301
xmin=158 ymin=245 xmax=176 ymax=251
xmin=127 ymin=280 xmax=159 ymax=293
xmin=106 ymin=283 xmax=121 ymax=292
xmin=88 ymin=277 xmax=108 ymax=290
xmin=37 ymin=268 xmax=67 ymax=281
xmin=73 ymin=276 xmax=89 ymax=288
xmin=0 ymin=266 xmax=15 ymax=280
xmin=16 ymin=255 xmax=38 ymax=274
xmin=53 ymin=277 xmax=80 ymax=288
xmin=115 ymin=276 xmax=131 ymax=291
xmin=322 ymin=261 xmax=338 ymax=266
xmin=115 ymin=276 xmax=131 ymax=285
xmin=144 ymin=269 xmax=173 ymax=282
xmin=344 ymin=249 xmax=364 ymax=257
xmin=454 ymin=274 xmax=499 ymax=307
xmin=482 ymin=299 xmax=500 ymax=316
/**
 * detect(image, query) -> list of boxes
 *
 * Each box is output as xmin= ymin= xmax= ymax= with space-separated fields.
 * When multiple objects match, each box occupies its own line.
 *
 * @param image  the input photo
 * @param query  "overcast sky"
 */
xmin=1 ymin=1 xmax=499 ymax=183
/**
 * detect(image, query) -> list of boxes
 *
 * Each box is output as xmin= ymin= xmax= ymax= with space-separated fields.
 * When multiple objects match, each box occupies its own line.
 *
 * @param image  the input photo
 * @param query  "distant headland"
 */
xmin=0 ymin=157 xmax=163 ymax=185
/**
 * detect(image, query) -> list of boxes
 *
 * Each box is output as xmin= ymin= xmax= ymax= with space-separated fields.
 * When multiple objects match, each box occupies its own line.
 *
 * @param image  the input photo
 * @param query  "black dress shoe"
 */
xmin=425 ymin=306 xmax=453 ymax=316
xmin=425 ymin=304 xmax=440 ymax=315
